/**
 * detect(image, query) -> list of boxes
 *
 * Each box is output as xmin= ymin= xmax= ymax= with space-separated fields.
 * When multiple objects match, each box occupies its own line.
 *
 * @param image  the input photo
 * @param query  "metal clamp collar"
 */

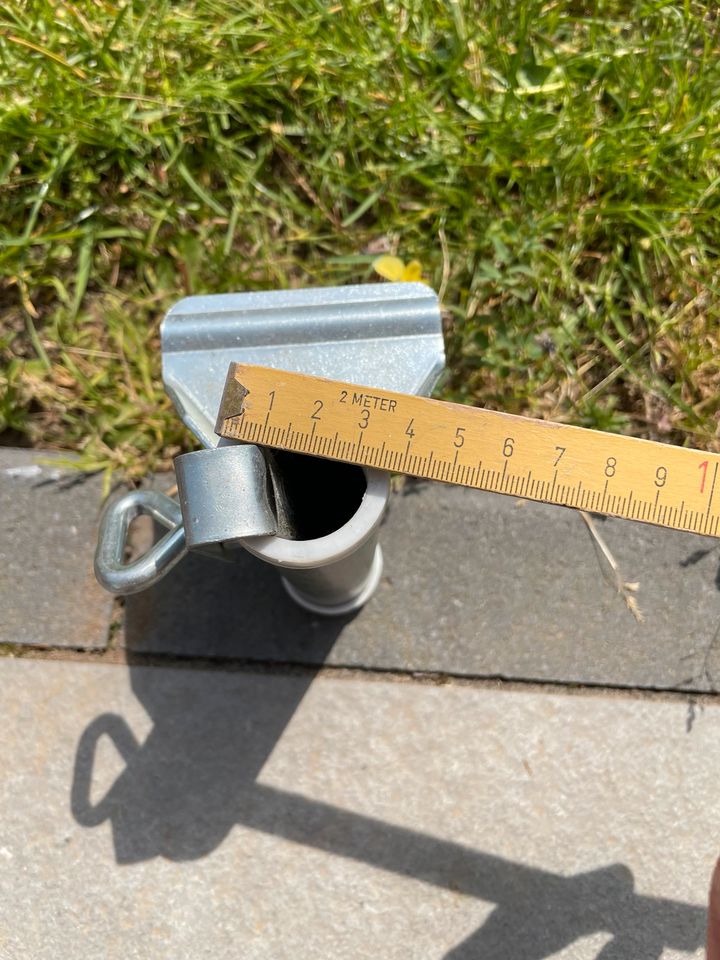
xmin=94 ymin=445 xmax=280 ymax=595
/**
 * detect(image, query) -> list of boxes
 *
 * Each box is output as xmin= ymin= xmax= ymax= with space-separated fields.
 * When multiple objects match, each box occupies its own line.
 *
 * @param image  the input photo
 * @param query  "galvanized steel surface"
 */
xmin=94 ymin=489 xmax=187 ymax=596
xmin=161 ymin=283 xmax=445 ymax=448
xmin=174 ymin=445 xmax=280 ymax=557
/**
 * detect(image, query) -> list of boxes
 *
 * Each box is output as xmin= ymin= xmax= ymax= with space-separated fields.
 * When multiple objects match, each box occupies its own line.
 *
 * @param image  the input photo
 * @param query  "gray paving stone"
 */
xmin=0 ymin=449 xmax=113 ymax=648
xmin=123 ymin=481 xmax=720 ymax=692
xmin=0 ymin=656 xmax=712 ymax=959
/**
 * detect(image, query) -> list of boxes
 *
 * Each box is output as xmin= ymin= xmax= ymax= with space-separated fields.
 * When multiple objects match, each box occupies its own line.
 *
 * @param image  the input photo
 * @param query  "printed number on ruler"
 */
xmin=216 ymin=364 xmax=720 ymax=538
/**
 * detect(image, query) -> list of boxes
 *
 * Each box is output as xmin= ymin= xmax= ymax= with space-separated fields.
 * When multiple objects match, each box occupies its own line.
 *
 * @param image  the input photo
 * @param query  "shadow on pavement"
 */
xmin=119 ymin=549 xmax=357 ymax=662
xmin=71 ymin=552 xmax=707 ymax=959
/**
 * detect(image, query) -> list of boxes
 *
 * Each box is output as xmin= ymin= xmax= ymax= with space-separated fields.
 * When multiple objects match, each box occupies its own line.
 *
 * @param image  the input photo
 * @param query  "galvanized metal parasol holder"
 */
xmin=95 ymin=283 xmax=445 ymax=616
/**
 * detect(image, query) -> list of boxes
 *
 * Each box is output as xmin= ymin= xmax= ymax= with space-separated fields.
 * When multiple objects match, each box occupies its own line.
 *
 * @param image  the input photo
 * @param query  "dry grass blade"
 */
xmin=579 ymin=511 xmax=645 ymax=624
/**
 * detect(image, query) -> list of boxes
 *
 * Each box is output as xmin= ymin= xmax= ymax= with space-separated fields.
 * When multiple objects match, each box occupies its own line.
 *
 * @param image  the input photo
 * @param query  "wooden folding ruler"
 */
xmin=216 ymin=364 xmax=720 ymax=538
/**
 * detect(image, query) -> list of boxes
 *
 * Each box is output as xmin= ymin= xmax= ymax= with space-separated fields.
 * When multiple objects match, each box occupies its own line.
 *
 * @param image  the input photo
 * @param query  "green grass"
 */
xmin=1 ymin=0 xmax=719 ymax=489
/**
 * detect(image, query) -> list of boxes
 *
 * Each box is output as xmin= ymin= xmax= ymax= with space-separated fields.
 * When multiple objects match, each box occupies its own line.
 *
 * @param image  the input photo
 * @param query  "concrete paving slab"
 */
xmin=123 ymin=481 xmax=720 ymax=692
xmin=0 ymin=656 xmax=713 ymax=959
xmin=0 ymin=449 xmax=112 ymax=648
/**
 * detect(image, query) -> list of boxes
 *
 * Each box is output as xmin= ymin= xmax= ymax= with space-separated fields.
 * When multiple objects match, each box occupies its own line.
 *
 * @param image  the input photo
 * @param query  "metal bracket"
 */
xmin=161 ymin=282 xmax=445 ymax=448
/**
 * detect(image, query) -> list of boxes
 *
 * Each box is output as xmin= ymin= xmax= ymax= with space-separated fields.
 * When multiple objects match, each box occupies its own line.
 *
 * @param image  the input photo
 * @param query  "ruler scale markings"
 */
xmin=218 ymin=365 xmax=720 ymax=539
xmin=600 ymin=479 xmax=608 ymax=512
xmin=706 ymin=463 xmax=719 ymax=520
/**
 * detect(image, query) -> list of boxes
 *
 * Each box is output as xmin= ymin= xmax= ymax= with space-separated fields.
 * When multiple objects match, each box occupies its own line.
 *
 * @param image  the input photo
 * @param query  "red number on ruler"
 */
xmin=699 ymin=460 xmax=709 ymax=493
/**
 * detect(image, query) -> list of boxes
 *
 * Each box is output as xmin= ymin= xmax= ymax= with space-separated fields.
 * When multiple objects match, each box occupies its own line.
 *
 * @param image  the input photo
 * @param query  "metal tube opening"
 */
xmin=268 ymin=451 xmax=367 ymax=541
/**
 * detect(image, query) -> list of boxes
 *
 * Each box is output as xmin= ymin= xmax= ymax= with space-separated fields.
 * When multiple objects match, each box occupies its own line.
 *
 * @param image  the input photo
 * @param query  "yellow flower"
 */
xmin=372 ymin=255 xmax=424 ymax=282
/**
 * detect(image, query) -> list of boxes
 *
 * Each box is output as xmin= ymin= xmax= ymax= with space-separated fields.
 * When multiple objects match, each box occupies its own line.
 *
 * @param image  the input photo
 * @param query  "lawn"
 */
xmin=1 ymin=0 xmax=719 ymax=488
